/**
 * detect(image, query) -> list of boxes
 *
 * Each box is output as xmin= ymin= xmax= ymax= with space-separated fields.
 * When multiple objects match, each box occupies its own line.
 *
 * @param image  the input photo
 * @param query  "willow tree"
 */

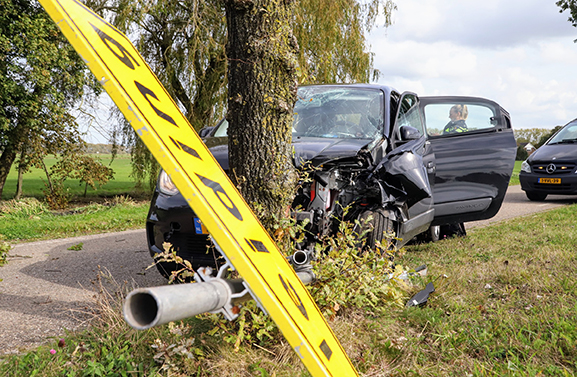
xmin=294 ymin=0 xmax=395 ymax=83
xmin=0 ymin=0 xmax=101 ymax=200
xmin=90 ymin=0 xmax=396 ymax=193
xmin=558 ymin=0 xmax=577 ymax=27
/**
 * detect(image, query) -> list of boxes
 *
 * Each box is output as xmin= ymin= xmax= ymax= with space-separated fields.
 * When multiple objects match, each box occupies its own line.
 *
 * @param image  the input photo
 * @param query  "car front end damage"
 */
xmin=289 ymin=134 xmax=434 ymax=255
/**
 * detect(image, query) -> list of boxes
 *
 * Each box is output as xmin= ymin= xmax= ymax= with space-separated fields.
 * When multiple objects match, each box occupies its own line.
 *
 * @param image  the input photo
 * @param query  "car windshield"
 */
xmin=293 ymin=86 xmax=384 ymax=139
xmin=211 ymin=86 xmax=384 ymax=139
xmin=548 ymin=121 xmax=577 ymax=144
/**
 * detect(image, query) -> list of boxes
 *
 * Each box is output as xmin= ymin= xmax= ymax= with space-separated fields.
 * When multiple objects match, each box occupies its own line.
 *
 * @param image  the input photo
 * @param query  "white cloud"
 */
xmin=371 ymin=0 xmax=577 ymax=130
xmin=385 ymin=0 xmax=576 ymax=48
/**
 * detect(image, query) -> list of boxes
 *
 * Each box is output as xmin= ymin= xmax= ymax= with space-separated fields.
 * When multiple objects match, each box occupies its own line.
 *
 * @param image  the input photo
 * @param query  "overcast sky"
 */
xmin=369 ymin=0 xmax=577 ymax=130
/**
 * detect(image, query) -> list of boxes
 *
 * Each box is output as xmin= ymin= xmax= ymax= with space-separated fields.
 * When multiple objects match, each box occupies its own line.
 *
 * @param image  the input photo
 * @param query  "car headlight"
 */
xmin=521 ymin=160 xmax=531 ymax=173
xmin=158 ymin=170 xmax=179 ymax=196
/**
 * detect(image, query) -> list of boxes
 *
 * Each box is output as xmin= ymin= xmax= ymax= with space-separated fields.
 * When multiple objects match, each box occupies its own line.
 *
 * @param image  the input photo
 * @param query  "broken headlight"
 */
xmin=158 ymin=170 xmax=179 ymax=196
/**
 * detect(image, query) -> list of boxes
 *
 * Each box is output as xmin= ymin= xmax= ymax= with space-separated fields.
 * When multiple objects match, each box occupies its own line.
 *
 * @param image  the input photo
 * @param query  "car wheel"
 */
xmin=415 ymin=225 xmax=441 ymax=243
xmin=355 ymin=209 xmax=396 ymax=252
xmin=429 ymin=225 xmax=441 ymax=242
xmin=439 ymin=222 xmax=467 ymax=239
xmin=526 ymin=191 xmax=547 ymax=201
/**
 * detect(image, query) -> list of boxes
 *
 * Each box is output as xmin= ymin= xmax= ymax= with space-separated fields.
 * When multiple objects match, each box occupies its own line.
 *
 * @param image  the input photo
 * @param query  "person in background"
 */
xmin=443 ymin=104 xmax=468 ymax=134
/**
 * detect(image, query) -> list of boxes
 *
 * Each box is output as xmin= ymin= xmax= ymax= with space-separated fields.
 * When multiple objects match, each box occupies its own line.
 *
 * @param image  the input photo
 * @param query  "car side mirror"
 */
xmin=400 ymin=126 xmax=421 ymax=141
xmin=198 ymin=126 xmax=215 ymax=138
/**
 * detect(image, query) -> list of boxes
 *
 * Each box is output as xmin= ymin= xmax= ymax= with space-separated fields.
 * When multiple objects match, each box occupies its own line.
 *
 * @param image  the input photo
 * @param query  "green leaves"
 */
xmin=0 ymin=0 xmax=102 ymax=199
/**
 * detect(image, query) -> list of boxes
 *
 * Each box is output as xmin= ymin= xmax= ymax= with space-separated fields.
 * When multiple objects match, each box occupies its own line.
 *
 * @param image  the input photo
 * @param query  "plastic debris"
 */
xmin=406 ymin=282 xmax=435 ymax=307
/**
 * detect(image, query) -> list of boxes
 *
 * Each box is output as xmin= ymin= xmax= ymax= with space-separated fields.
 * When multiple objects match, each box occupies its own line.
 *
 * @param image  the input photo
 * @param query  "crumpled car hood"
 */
xmin=204 ymin=136 xmax=373 ymax=169
xmin=530 ymin=144 xmax=577 ymax=162
xmin=292 ymin=137 xmax=372 ymax=167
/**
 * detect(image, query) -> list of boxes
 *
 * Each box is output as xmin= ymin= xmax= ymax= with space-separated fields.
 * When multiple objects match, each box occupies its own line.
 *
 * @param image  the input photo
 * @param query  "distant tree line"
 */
xmin=84 ymin=144 xmax=130 ymax=155
xmin=514 ymin=127 xmax=562 ymax=161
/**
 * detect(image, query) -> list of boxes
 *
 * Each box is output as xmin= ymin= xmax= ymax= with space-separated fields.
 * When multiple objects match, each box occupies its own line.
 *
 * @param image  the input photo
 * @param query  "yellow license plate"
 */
xmin=539 ymin=178 xmax=561 ymax=184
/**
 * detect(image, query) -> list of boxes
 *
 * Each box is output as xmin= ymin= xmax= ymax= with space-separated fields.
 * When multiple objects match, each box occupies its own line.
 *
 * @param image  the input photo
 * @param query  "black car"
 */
xmin=520 ymin=118 xmax=577 ymax=201
xmin=146 ymin=84 xmax=516 ymax=278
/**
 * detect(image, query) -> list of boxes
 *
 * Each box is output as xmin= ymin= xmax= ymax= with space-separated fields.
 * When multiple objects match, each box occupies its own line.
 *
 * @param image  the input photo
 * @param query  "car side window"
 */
xmin=396 ymin=94 xmax=424 ymax=138
xmin=424 ymin=103 xmax=497 ymax=137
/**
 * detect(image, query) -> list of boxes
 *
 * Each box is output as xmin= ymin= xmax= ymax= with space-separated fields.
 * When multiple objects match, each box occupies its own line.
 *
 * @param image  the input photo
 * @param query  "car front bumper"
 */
xmin=520 ymin=172 xmax=577 ymax=195
xmin=146 ymin=191 xmax=222 ymax=275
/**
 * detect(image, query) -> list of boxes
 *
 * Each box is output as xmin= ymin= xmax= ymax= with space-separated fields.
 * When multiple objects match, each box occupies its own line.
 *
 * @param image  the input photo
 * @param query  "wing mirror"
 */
xmin=400 ymin=126 xmax=421 ymax=141
xmin=198 ymin=126 xmax=215 ymax=138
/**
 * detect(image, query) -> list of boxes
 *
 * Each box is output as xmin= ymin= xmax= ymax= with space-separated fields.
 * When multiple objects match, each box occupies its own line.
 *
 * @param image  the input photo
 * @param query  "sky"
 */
xmin=369 ymin=0 xmax=577 ymax=130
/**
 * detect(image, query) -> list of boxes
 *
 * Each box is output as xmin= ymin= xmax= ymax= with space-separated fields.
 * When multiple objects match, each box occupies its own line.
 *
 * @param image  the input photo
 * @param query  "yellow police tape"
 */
xmin=37 ymin=0 xmax=358 ymax=375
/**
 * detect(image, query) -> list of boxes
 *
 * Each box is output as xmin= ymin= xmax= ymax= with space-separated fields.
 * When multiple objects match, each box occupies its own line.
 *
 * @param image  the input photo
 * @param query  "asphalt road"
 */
xmin=468 ymin=185 xmax=577 ymax=229
xmin=0 ymin=229 xmax=166 ymax=355
xmin=1 ymin=185 xmax=576 ymax=355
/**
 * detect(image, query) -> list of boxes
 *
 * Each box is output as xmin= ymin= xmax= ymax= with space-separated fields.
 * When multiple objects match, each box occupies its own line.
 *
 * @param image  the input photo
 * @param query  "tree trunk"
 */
xmin=225 ymin=0 xmax=299 ymax=236
xmin=41 ymin=159 xmax=54 ymax=194
xmin=14 ymin=152 xmax=25 ymax=200
xmin=0 ymin=144 xmax=18 ymax=200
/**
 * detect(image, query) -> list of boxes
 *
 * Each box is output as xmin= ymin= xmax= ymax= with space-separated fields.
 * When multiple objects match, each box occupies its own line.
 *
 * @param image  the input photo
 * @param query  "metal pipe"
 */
xmin=123 ymin=267 xmax=315 ymax=330
xmin=296 ymin=270 xmax=316 ymax=285
xmin=124 ymin=279 xmax=234 ymax=330
xmin=291 ymin=250 xmax=309 ymax=266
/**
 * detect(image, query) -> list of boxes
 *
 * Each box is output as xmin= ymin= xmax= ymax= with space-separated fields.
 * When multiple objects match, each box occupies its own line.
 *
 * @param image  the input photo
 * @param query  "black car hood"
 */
xmin=292 ymin=137 xmax=373 ymax=167
xmin=529 ymin=144 xmax=577 ymax=163
xmin=203 ymin=136 xmax=374 ymax=169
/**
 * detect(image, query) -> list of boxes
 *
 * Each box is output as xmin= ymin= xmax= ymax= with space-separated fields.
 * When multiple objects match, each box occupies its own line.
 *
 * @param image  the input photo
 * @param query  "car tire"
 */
xmin=415 ymin=225 xmax=441 ymax=243
xmin=429 ymin=225 xmax=441 ymax=242
xmin=355 ymin=209 xmax=396 ymax=252
xmin=526 ymin=191 xmax=547 ymax=201
xmin=439 ymin=222 xmax=467 ymax=239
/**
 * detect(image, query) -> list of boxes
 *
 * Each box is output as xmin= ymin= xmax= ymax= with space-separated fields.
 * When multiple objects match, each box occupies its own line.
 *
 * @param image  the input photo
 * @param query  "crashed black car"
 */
xmin=520 ymin=118 xmax=577 ymax=201
xmin=146 ymin=84 xmax=516 ymax=277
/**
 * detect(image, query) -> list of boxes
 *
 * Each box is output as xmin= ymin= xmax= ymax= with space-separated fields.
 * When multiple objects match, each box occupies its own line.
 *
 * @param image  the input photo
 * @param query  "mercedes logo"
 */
xmin=546 ymin=163 xmax=557 ymax=174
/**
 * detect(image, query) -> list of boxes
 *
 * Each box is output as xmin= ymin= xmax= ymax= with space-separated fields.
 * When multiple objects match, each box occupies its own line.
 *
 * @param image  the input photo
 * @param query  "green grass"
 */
xmin=0 ymin=154 xmax=150 ymax=242
xmin=510 ymin=160 xmax=522 ymax=185
xmin=1 ymin=154 xmax=138 ymax=200
xmin=0 ymin=197 xmax=149 ymax=242
xmin=2 ymin=204 xmax=577 ymax=376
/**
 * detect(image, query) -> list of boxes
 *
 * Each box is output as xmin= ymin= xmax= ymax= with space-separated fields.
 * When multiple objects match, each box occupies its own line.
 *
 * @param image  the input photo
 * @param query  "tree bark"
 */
xmin=14 ymin=151 xmax=25 ymax=200
xmin=225 ymin=0 xmax=299 ymax=235
xmin=0 ymin=144 xmax=17 ymax=200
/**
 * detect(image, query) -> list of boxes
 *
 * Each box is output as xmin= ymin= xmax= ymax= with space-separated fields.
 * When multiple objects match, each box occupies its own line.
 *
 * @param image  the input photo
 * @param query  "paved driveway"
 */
xmin=468 ymin=185 xmax=577 ymax=229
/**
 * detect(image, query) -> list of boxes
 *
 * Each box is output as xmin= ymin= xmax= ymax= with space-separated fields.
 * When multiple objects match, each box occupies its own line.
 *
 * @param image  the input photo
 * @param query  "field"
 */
xmin=1 ymin=154 xmax=138 ymax=201
xmin=0 ymin=154 xmax=150 ymax=241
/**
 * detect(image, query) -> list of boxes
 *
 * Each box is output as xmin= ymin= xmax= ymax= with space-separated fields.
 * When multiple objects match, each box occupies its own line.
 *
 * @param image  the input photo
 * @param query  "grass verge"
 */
xmin=2 ymin=204 xmax=576 ymax=376
xmin=0 ymin=197 xmax=149 ymax=242
xmin=510 ymin=160 xmax=522 ymax=186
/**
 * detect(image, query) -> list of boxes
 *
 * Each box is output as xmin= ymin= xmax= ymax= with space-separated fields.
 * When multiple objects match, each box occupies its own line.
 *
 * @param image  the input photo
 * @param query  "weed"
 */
xmin=0 ymin=197 xmax=48 ymax=217
xmin=0 ymin=236 xmax=10 ymax=267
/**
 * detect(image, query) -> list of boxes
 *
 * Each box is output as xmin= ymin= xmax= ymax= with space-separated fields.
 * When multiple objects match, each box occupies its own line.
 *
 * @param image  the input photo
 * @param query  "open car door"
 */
xmin=419 ymin=96 xmax=516 ymax=226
